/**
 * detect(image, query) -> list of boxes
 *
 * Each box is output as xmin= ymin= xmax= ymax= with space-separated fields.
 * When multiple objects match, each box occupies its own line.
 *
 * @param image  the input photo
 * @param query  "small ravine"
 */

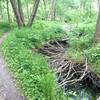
xmin=38 ymin=38 xmax=100 ymax=100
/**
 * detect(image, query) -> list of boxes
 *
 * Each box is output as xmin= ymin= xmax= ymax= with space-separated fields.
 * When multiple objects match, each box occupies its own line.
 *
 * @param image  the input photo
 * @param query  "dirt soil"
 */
xmin=0 ymin=32 xmax=26 ymax=100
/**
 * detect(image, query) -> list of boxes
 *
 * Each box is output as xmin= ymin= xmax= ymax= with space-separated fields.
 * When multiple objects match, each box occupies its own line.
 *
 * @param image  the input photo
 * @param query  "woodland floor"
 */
xmin=0 ymin=33 xmax=25 ymax=100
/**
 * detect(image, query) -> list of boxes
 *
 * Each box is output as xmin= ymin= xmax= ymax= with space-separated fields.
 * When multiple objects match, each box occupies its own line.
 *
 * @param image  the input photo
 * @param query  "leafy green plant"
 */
xmin=2 ymin=21 xmax=68 ymax=100
xmin=66 ymin=22 xmax=96 ymax=50
xmin=85 ymin=44 xmax=100 ymax=75
xmin=0 ymin=22 xmax=10 ymax=37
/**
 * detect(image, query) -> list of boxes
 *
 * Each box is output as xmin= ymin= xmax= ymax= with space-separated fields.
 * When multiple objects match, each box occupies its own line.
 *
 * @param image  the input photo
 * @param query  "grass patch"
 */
xmin=67 ymin=22 xmax=96 ymax=50
xmin=0 ymin=22 xmax=17 ymax=37
xmin=0 ymin=22 xmax=11 ymax=36
xmin=2 ymin=21 xmax=68 ymax=100
xmin=0 ymin=32 xmax=3 ymax=37
xmin=66 ymin=48 xmax=84 ymax=63
xmin=85 ymin=44 xmax=100 ymax=76
xmin=66 ymin=22 xmax=100 ymax=76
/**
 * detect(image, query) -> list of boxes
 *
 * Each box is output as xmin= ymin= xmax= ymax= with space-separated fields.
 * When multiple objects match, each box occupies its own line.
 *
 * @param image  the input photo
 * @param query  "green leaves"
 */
xmin=2 ymin=21 xmax=67 ymax=100
xmin=84 ymin=44 xmax=100 ymax=75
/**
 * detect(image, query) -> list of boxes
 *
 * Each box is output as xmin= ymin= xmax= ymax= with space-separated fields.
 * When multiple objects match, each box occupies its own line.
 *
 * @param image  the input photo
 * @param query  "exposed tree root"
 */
xmin=38 ymin=38 xmax=100 ymax=94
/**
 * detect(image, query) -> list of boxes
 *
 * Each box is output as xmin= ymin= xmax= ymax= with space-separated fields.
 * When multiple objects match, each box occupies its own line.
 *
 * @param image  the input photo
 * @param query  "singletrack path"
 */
xmin=0 ymin=32 xmax=26 ymax=100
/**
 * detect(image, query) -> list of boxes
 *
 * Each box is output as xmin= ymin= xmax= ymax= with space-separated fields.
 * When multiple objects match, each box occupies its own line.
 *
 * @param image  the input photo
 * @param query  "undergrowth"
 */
xmin=66 ymin=22 xmax=100 ymax=75
xmin=65 ymin=9 xmax=97 ymax=24
xmin=85 ymin=44 xmax=100 ymax=75
xmin=2 ymin=20 xmax=100 ymax=99
xmin=2 ymin=21 xmax=69 ymax=100
xmin=0 ymin=22 xmax=10 ymax=36
xmin=0 ymin=22 xmax=16 ymax=37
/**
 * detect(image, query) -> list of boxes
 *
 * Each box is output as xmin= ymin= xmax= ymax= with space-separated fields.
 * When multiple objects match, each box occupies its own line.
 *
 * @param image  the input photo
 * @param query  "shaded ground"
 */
xmin=0 ymin=32 xmax=25 ymax=100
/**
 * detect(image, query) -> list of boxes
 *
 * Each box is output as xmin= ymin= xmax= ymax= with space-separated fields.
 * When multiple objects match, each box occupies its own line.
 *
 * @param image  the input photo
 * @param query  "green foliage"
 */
xmin=66 ymin=48 xmax=84 ymax=62
xmin=41 ymin=25 xmax=66 ymax=41
xmin=0 ymin=0 xmax=99 ymax=99
xmin=65 ymin=22 xmax=100 ymax=76
xmin=2 ymin=21 xmax=67 ymax=100
xmin=85 ymin=44 xmax=100 ymax=75
xmin=64 ymin=9 xmax=97 ymax=24
xmin=0 ymin=22 xmax=11 ymax=37
xmin=67 ymin=22 xmax=96 ymax=50
xmin=69 ymin=35 xmax=93 ymax=50
xmin=39 ymin=73 xmax=57 ymax=100
xmin=65 ymin=10 xmax=82 ymax=23
xmin=75 ymin=22 xmax=96 ymax=34
xmin=65 ymin=21 xmax=100 ymax=76
xmin=0 ymin=21 xmax=17 ymax=37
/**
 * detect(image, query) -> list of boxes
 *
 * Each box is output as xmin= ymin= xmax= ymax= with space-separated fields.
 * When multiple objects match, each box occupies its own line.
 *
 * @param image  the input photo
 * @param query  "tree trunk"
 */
xmin=28 ymin=0 xmax=40 ymax=27
xmin=17 ymin=0 xmax=25 ymax=26
xmin=94 ymin=0 xmax=100 ymax=43
xmin=48 ymin=0 xmax=56 ymax=21
xmin=0 ymin=2 xmax=3 ymax=20
xmin=10 ymin=0 xmax=24 ymax=27
xmin=6 ymin=0 xmax=11 ymax=23
xmin=80 ymin=0 xmax=83 ymax=10
xmin=43 ymin=0 xmax=48 ymax=20
xmin=25 ymin=0 xmax=30 ymax=19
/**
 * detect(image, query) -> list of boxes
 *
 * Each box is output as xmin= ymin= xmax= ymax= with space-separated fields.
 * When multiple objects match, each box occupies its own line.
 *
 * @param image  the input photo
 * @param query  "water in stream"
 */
xmin=39 ymin=39 xmax=100 ymax=100
xmin=65 ymin=88 xmax=98 ymax=100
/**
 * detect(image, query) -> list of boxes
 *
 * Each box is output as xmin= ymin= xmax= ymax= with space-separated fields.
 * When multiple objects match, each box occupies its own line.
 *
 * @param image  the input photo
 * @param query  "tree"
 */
xmin=94 ymin=0 xmax=100 ymax=43
xmin=25 ymin=0 xmax=30 ymax=19
xmin=10 ymin=0 xmax=24 ymax=27
xmin=0 ymin=1 xmax=3 ymax=20
xmin=28 ymin=0 xmax=40 ymax=27
xmin=48 ymin=0 xmax=56 ymax=20
xmin=17 ymin=0 xmax=25 ymax=26
xmin=10 ymin=0 xmax=40 ymax=27
xmin=43 ymin=0 xmax=48 ymax=20
xmin=6 ymin=0 xmax=11 ymax=23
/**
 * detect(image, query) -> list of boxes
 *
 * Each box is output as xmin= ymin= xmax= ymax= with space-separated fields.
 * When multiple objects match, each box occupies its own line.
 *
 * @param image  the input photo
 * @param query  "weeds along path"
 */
xmin=0 ymin=32 xmax=25 ymax=100
xmin=38 ymin=38 xmax=100 ymax=94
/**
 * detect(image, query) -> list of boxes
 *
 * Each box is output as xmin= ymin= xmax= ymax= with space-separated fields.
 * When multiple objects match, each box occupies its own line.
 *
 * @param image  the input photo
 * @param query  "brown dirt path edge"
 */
xmin=0 ymin=32 xmax=26 ymax=100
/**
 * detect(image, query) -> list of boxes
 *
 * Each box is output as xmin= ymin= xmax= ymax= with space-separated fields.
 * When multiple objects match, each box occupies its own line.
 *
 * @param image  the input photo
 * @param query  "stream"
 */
xmin=39 ymin=38 xmax=100 ymax=100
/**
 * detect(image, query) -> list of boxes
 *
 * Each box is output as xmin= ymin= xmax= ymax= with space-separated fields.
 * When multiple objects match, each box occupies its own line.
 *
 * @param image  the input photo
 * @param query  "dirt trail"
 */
xmin=0 ymin=32 xmax=26 ymax=100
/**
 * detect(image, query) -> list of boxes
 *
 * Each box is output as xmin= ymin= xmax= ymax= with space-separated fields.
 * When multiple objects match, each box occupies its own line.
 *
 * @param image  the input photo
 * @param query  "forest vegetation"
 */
xmin=0 ymin=0 xmax=100 ymax=100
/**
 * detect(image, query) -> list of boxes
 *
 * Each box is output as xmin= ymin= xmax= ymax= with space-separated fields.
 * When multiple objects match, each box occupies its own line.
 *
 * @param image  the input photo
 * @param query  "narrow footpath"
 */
xmin=0 ymin=32 xmax=26 ymax=100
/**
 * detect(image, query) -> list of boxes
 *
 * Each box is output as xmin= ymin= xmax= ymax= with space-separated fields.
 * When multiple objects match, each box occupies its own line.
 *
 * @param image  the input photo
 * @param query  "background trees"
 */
xmin=95 ymin=0 xmax=100 ymax=43
xmin=10 ymin=0 xmax=40 ymax=27
xmin=47 ymin=0 xmax=56 ymax=20
xmin=0 ymin=0 xmax=99 ymax=42
xmin=28 ymin=0 xmax=40 ymax=27
xmin=0 ymin=0 xmax=97 ymax=23
xmin=10 ymin=0 xmax=24 ymax=27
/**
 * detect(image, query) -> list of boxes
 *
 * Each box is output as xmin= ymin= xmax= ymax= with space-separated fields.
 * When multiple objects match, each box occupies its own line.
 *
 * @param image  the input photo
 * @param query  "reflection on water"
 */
xmin=65 ymin=88 xmax=98 ymax=100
